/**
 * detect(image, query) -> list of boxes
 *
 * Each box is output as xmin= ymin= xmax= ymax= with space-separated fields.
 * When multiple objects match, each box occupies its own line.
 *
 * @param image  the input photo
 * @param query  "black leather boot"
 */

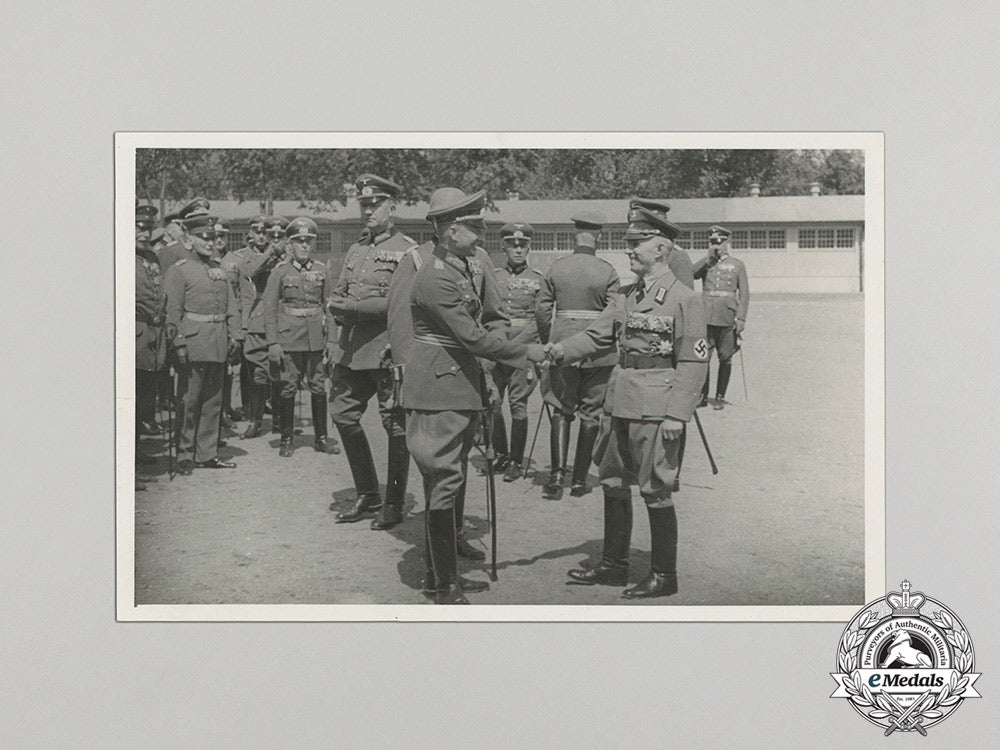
xmin=371 ymin=435 xmax=409 ymax=530
xmin=567 ymin=491 xmax=632 ymax=585
xmin=491 ymin=413 xmax=509 ymax=471
xmin=570 ymin=421 xmax=599 ymax=496
xmin=334 ymin=424 xmax=381 ymax=521
xmin=714 ymin=360 xmax=732 ymax=409
xmin=502 ymin=417 xmax=528 ymax=481
xmin=699 ymin=370 xmax=710 ymax=408
xmin=278 ymin=395 xmax=295 ymax=457
xmin=311 ymin=394 xmax=338 ymax=453
xmin=623 ymin=505 xmax=678 ymax=599
xmin=239 ymin=383 xmax=267 ymax=439
xmin=428 ymin=508 xmax=469 ymax=604
xmin=454 ymin=471 xmax=486 ymax=560
xmin=270 ymin=382 xmax=282 ymax=433
xmin=542 ymin=414 xmax=570 ymax=500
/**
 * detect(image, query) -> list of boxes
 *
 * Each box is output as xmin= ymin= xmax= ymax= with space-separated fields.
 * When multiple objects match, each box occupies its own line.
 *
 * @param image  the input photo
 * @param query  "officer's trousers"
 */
xmin=548 ymin=365 xmax=612 ymax=427
xmin=243 ymin=332 xmax=272 ymax=385
xmin=329 ymin=364 xmax=398 ymax=436
xmin=406 ymin=409 xmax=476 ymax=512
xmin=594 ymin=415 xmax=680 ymax=508
xmin=275 ymin=350 xmax=326 ymax=399
xmin=491 ymin=362 xmax=537 ymax=421
xmin=706 ymin=324 xmax=738 ymax=363
xmin=176 ymin=361 xmax=224 ymax=463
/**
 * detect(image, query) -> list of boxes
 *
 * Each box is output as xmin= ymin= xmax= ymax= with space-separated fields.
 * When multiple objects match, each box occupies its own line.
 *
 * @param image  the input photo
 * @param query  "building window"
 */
xmin=731 ymin=230 xmax=748 ymax=250
xmin=799 ymin=229 xmax=816 ymax=248
xmin=604 ymin=229 xmax=626 ymax=251
xmin=227 ymin=233 xmax=244 ymax=253
xmin=768 ymin=229 xmax=786 ymax=249
xmin=316 ymin=232 xmax=332 ymax=255
xmin=836 ymin=228 xmax=855 ymax=248
xmin=691 ymin=230 xmax=709 ymax=250
xmin=556 ymin=232 xmax=575 ymax=251
xmin=749 ymin=229 xmax=767 ymax=248
xmin=817 ymin=229 xmax=836 ymax=248
xmin=532 ymin=231 xmax=556 ymax=251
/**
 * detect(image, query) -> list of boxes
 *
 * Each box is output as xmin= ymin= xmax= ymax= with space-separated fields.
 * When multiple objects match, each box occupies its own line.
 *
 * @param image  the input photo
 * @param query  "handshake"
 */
xmin=525 ymin=342 xmax=565 ymax=365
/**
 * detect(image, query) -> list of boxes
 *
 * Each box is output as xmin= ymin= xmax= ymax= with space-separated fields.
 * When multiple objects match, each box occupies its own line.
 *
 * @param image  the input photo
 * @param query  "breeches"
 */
xmin=406 ymin=409 xmax=476 ymax=512
xmin=275 ymin=350 xmax=326 ymax=398
xmin=329 ymin=364 xmax=397 ymax=435
xmin=492 ymin=362 xmax=537 ymax=420
xmin=707 ymin=325 xmax=737 ymax=363
xmin=548 ymin=365 xmax=612 ymax=426
xmin=243 ymin=333 xmax=272 ymax=384
xmin=594 ymin=415 xmax=679 ymax=507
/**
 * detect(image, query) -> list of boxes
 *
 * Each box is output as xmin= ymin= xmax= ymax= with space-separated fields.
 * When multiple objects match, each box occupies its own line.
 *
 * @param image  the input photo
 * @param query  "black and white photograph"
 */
xmin=116 ymin=132 xmax=883 ymax=620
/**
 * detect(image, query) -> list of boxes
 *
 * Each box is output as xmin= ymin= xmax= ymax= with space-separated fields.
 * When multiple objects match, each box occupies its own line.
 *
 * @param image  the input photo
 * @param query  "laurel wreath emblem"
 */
xmin=837 ymin=607 xmax=975 ymax=727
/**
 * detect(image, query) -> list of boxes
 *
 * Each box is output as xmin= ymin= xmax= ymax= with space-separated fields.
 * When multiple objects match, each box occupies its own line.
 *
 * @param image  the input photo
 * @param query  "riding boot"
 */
xmin=673 ymin=423 xmax=686 ymax=493
xmin=502 ymin=417 xmax=528 ymax=481
xmin=370 ymin=435 xmax=409 ymax=530
xmin=623 ymin=505 xmax=678 ymax=599
xmin=542 ymin=414 xmax=569 ymax=500
xmin=239 ymin=383 xmax=267 ymax=439
xmin=455 ymin=470 xmax=486 ymax=560
xmin=311 ymin=393 xmax=338 ymax=453
xmin=491 ymin=413 xmax=509 ymax=471
xmin=334 ymin=424 xmax=382 ymax=521
xmin=428 ymin=508 xmax=469 ymax=604
xmin=570 ymin=421 xmax=599 ymax=496
xmin=278 ymin=396 xmax=295 ymax=457
xmin=714 ymin=360 xmax=732 ymax=409
xmin=270 ymin=382 xmax=282 ymax=433
xmin=567 ymin=490 xmax=631 ymax=585
xmin=699 ymin=370 xmax=710 ymax=408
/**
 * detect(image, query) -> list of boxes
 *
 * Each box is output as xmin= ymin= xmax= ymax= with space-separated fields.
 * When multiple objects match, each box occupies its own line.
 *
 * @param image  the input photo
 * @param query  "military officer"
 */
xmin=261 ymin=217 xmax=333 ymax=457
xmin=326 ymin=174 xmax=417 ymax=524
xmin=239 ymin=216 xmax=288 ymax=438
xmin=135 ymin=204 xmax=168 ymax=460
xmin=547 ymin=204 xmax=709 ymax=599
xmin=693 ymin=224 xmax=749 ymax=409
xmin=536 ymin=210 xmax=619 ymax=499
xmin=404 ymin=187 xmax=548 ymax=603
xmin=163 ymin=215 xmax=241 ymax=475
xmin=490 ymin=222 xmax=543 ymax=481
xmin=213 ymin=219 xmax=229 ymax=258
xmin=386 ymin=221 xmax=509 ymax=549
xmin=158 ymin=197 xmax=209 ymax=271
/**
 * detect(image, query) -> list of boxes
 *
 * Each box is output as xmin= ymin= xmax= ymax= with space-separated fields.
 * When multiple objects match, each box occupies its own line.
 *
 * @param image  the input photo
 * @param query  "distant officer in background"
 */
xmin=264 ymin=216 xmax=290 ymax=431
xmin=403 ymin=187 xmax=548 ymax=603
xmin=164 ymin=215 xmax=240 ymax=475
xmin=548 ymin=204 xmax=709 ymax=599
xmin=212 ymin=219 xmax=229 ymax=258
xmin=239 ymin=216 xmax=289 ymax=439
xmin=693 ymin=224 xmax=749 ymax=409
xmin=135 ymin=203 xmax=167 ymax=464
xmin=327 ymin=174 xmax=417 ymax=524
xmin=536 ymin=210 xmax=619 ymax=499
xmin=158 ymin=197 xmax=210 ymax=271
xmin=491 ymin=222 xmax=543 ymax=482
xmin=262 ymin=217 xmax=334 ymax=457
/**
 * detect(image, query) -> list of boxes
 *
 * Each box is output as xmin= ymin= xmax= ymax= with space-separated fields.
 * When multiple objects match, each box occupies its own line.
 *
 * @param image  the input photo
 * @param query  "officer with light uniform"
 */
xmin=404 ymin=187 xmax=548 ymax=603
xmin=386 ymin=216 xmax=509 ymax=550
xmin=262 ymin=217 xmax=333 ymax=457
xmin=548 ymin=205 xmax=709 ymax=599
xmin=135 ymin=204 xmax=168 ymax=465
xmin=535 ymin=210 xmax=619 ymax=499
xmin=327 ymin=175 xmax=417 ymax=525
xmin=239 ymin=216 xmax=289 ymax=439
xmin=491 ymin=222 xmax=544 ymax=481
xmin=693 ymin=224 xmax=749 ymax=409
xmin=163 ymin=215 xmax=240 ymax=475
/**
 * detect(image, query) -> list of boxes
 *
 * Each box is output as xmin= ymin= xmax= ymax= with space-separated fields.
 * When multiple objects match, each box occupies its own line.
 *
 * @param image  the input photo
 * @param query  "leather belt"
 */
xmin=183 ymin=312 xmax=226 ymax=322
xmin=281 ymin=305 xmax=323 ymax=317
xmin=619 ymin=352 xmax=672 ymax=369
xmin=414 ymin=333 xmax=464 ymax=350
xmin=556 ymin=309 xmax=601 ymax=319
xmin=509 ymin=318 xmax=531 ymax=328
xmin=705 ymin=290 xmax=734 ymax=297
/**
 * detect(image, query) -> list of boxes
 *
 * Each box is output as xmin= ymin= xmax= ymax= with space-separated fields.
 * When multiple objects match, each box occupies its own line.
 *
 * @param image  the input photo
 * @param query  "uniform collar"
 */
xmin=573 ymin=245 xmax=597 ymax=256
xmin=716 ymin=251 xmax=731 ymax=262
xmin=292 ymin=258 xmax=312 ymax=271
xmin=506 ymin=261 xmax=528 ymax=275
xmin=639 ymin=263 xmax=675 ymax=290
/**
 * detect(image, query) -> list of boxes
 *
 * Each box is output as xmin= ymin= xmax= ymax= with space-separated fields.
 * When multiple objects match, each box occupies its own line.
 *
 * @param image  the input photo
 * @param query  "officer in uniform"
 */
xmin=693 ymin=224 xmax=749 ymax=409
xmin=221 ymin=215 xmax=269 ymax=420
xmin=239 ymin=216 xmax=289 ymax=439
xmin=535 ymin=210 xmax=619 ymax=499
xmin=547 ymin=205 xmax=709 ymax=599
xmin=158 ymin=197 xmax=209 ymax=271
xmin=164 ymin=215 xmax=240 ymax=475
xmin=404 ymin=187 xmax=548 ymax=603
xmin=386 ymin=215 xmax=509 ymax=549
xmin=326 ymin=174 xmax=416 ymax=524
xmin=262 ymin=217 xmax=333 ymax=457
xmin=491 ymin=222 xmax=543 ymax=481
xmin=213 ymin=219 xmax=229 ymax=258
xmin=135 ymin=204 xmax=167 ymax=464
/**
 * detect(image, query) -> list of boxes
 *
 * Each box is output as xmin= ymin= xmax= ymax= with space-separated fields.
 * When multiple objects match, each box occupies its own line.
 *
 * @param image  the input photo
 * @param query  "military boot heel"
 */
xmin=623 ymin=505 xmax=678 ymax=599
xmin=428 ymin=508 xmax=469 ymax=605
xmin=371 ymin=435 xmax=409 ymax=530
xmin=567 ymin=492 xmax=630 ymax=586
xmin=542 ymin=415 xmax=569 ymax=500
xmin=334 ymin=424 xmax=382 ymax=520
xmin=278 ymin=396 xmax=295 ymax=457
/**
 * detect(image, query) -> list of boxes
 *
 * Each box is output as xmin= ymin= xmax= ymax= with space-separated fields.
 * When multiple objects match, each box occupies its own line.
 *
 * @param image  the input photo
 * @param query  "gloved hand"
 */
xmin=268 ymin=343 xmax=284 ymax=366
xmin=227 ymin=339 xmax=241 ymax=364
xmin=174 ymin=346 xmax=189 ymax=367
xmin=544 ymin=342 xmax=565 ymax=364
xmin=660 ymin=417 xmax=684 ymax=441
xmin=485 ymin=377 xmax=500 ymax=408
xmin=165 ymin=323 xmax=178 ymax=342
xmin=525 ymin=343 xmax=548 ymax=364
xmin=735 ymin=319 xmax=745 ymax=335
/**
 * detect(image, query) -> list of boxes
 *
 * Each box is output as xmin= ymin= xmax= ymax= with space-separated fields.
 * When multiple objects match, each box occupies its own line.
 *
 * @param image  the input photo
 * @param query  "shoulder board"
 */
xmin=528 ymin=266 xmax=543 ymax=276
xmin=409 ymin=246 xmax=424 ymax=270
xmin=175 ymin=258 xmax=187 ymax=266
xmin=397 ymin=232 xmax=416 ymax=245
xmin=275 ymin=259 xmax=290 ymax=267
xmin=493 ymin=266 xmax=504 ymax=274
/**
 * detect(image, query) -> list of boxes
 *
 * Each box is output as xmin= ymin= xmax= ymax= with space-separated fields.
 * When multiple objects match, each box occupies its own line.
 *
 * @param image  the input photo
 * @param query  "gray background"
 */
xmin=4 ymin=1 xmax=997 ymax=747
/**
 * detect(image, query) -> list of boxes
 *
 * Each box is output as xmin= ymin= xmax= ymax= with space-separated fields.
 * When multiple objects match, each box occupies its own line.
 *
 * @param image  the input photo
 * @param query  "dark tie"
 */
xmin=634 ymin=277 xmax=646 ymax=303
xmin=461 ymin=258 xmax=480 ymax=298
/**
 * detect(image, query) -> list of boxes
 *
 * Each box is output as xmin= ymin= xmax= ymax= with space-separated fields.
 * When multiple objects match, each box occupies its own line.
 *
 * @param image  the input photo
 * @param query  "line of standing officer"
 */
xmin=135 ymin=203 xmax=168 ymax=480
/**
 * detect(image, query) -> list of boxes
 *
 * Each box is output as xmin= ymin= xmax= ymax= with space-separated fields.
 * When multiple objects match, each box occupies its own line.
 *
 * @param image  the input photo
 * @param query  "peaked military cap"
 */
xmin=179 ymin=197 xmax=211 ymax=222
xmin=135 ymin=204 xmax=158 ymax=226
xmin=150 ymin=227 xmax=166 ymax=244
xmin=286 ymin=216 xmax=318 ymax=239
xmin=708 ymin=224 xmax=732 ymax=239
xmin=265 ymin=216 xmax=289 ymax=233
xmin=356 ymin=173 xmax=402 ymax=201
xmin=426 ymin=187 xmax=487 ymax=225
xmin=249 ymin=214 xmax=269 ymax=230
xmin=500 ymin=221 xmax=534 ymax=240
xmin=213 ymin=219 xmax=229 ymax=235
xmin=571 ymin=210 xmax=606 ymax=231
xmin=623 ymin=205 xmax=681 ymax=241
xmin=163 ymin=211 xmax=181 ymax=225
xmin=185 ymin=213 xmax=216 ymax=239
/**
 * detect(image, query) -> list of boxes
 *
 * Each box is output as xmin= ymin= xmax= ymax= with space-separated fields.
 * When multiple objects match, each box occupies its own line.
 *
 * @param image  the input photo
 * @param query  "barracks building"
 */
xmin=197 ymin=193 xmax=865 ymax=293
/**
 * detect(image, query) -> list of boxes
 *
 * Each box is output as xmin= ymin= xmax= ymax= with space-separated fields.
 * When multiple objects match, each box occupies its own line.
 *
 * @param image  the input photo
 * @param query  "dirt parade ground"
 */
xmin=130 ymin=293 xmax=866 ymax=608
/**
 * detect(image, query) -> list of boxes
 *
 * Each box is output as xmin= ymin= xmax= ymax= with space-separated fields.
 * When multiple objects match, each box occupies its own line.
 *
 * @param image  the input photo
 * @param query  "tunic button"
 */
xmin=450 ymin=366 xmax=457 ymax=373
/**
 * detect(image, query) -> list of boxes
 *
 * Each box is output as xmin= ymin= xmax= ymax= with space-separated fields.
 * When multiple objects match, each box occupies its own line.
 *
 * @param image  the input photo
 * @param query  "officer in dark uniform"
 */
xmin=158 ymin=197 xmax=210 ymax=271
xmin=239 ymin=216 xmax=288 ymax=439
xmin=404 ymin=187 xmax=548 ymax=603
xmin=262 ymin=217 xmax=333 ymax=457
xmin=212 ymin=219 xmax=229 ymax=258
xmin=386 ymin=224 xmax=509 ymax=550
xmin=135 ymin=204 xmax=168 ymax=464
xmin=693 ymin=224 xmax=749 ymax=409
xmin=164 ymin=215 xmax=241 ymax=475
xmin=326 ymin=175 xmax=417 ymax=524
xmin=548 ymin=205 xmax=709 ymax=599
xmin=536 ymin=210 xmax=619 ymax=499
xmin=491 ymin=222 xmax=543 ymax=481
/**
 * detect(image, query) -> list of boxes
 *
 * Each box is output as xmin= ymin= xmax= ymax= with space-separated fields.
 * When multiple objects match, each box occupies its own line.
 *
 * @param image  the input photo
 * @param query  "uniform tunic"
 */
xmin=536 ymin=248 xmax=619 ymax=425
xmin=404 ymin=245 xmax=529 ymax=511
xmin=157 ymin=238 xmax=192 ymax=273
xmin=164 ymin=255 xmax=239 ymax=463
xmin=559 ymin=265 xmax=709 ymax=502
xmin=220 ymin=245 xmax=254 ymax=340
xmin=491 ymin=262 xmax=543 ymax=421
xmin=240 ymin=247 xmax=284 ymax=382
xmin=136 ymin=246 xmax=167 ymax=372
xmin=262 ymin=257 xmax=330 ymax=397
xmin=693 ymin=252 xmax=749 ymax=361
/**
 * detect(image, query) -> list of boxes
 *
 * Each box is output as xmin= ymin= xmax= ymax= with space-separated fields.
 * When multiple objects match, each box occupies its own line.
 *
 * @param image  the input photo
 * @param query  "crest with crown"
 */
xmin=885 ymin=580 xmax=926 ymax=617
